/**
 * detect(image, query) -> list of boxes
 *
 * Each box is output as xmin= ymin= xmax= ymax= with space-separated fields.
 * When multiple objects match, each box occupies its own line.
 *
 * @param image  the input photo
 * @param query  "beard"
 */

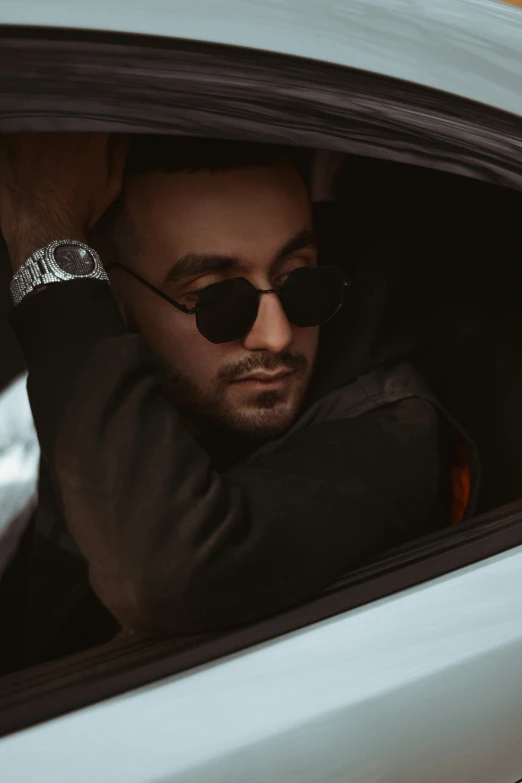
xmin=164 ymin=349 xmax=311 ymax=441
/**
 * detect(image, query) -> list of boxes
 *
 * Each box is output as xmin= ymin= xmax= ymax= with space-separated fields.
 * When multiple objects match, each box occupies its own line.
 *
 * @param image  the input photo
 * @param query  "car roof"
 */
xmin=1 ymin=0 xmax=522 ymax=117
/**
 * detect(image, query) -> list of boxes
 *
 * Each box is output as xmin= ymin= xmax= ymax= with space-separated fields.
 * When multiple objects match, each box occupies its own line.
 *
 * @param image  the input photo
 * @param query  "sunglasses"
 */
xmin=106 ymin=263 xmax=349 ymax=344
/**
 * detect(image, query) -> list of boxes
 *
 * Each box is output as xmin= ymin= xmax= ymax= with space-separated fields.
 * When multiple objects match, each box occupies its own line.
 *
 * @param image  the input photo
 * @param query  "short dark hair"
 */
xmin=125 ymin=135 xmax=310 ymax=183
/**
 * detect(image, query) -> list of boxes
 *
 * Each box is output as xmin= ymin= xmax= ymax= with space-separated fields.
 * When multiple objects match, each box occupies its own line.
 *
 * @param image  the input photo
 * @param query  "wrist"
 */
xmin=10 ymin=239 xmax=108 ymax=307
xmin=4 ymin=219 xmax=87 ymax=273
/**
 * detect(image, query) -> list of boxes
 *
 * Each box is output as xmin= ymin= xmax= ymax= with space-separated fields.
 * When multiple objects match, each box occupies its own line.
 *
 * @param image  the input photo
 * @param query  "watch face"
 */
xmin=53 ymin=244 xmax=96 ymax=276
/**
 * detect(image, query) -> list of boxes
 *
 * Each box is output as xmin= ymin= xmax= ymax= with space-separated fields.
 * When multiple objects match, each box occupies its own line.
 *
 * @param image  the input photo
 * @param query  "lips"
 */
xmin=231 ymin=369 xmax=294 ymax=387
xmin=235 ymin=369 xmax=293 ymax=383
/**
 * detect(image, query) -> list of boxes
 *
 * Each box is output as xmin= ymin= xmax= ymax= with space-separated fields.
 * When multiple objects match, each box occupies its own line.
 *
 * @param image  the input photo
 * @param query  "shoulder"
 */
xmin=246 ymin=397 xmax=441 ymax=489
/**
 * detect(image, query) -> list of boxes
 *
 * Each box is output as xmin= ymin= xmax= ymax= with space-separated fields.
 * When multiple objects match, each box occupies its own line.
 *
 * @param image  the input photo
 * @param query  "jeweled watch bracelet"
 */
xmin=10 ymin=239 xmax=109 ymax=307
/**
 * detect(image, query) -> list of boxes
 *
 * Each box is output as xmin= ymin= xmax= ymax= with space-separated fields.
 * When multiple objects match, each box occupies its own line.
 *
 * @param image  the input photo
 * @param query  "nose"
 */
xmin=242 ymin=292 xmax=293 ymax=353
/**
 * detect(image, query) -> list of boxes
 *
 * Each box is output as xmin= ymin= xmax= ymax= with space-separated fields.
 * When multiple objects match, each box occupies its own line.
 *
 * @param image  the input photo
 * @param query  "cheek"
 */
xmin=129 ymin=297 xmax=227 ymax=383
xmin=127 ymin=291 xmax=194 ymax=345
xmin=292 ymin=326 xmax=320 ymax=365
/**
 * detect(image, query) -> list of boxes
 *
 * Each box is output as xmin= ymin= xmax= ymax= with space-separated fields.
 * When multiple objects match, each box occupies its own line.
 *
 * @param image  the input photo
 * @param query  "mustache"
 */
xmin=218 ymin=350 xmax=308 ymax=382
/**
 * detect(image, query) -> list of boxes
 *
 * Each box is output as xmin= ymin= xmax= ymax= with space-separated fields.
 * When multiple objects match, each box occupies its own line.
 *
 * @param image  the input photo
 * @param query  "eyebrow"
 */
xmin=161 ymin=228 xmax=317 ymax=287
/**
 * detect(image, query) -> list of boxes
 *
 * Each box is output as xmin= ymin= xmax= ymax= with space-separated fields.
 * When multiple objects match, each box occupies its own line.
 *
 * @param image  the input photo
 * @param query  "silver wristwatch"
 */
xmin=10 ymin=239 xmax=109 ymax=307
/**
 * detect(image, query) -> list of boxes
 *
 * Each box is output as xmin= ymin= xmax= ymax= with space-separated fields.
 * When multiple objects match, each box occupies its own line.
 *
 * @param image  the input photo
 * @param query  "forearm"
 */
xmin=10 ymin=280 xmax=241 ymax=632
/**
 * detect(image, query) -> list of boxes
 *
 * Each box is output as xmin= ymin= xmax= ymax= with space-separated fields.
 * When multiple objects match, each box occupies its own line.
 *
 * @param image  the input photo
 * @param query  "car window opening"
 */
xmin=0 ymin=135 xmax=521 ymax=679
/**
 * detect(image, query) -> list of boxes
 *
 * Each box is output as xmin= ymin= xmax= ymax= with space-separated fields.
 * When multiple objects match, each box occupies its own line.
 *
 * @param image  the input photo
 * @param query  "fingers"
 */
xmin=0 ymin=132 xmax=131 ymax=259
xmin=106 ymin=133 xmax=130 ymax=205
xmin=109 ymin=134 xmax=131 ymax=186
xmin=88 ymin=134 xmax=130 ymax=228
xmin=311 ymin=150 xmax=345 ymax=202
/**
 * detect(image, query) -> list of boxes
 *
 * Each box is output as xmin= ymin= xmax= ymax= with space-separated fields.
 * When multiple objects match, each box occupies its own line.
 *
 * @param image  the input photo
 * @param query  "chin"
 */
xmin=225 ymin=393 xmax=302 ymax=440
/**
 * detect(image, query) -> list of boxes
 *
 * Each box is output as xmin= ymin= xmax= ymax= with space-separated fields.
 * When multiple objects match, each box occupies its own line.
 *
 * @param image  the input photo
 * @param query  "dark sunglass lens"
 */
xmin=280 ymin=265 xmax=346 ymax=328
xmin=196 ymin=277 xmax=259 ymax=343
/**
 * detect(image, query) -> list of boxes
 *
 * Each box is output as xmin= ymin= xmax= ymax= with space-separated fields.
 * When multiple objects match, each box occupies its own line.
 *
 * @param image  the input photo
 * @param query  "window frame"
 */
xmin=0 ymin=26 xmax=520 ymax=188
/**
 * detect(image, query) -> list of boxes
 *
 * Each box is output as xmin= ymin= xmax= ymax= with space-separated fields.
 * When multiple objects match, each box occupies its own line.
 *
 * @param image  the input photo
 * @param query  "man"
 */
xmin=0 ymin=133 xmax=472 ymax=664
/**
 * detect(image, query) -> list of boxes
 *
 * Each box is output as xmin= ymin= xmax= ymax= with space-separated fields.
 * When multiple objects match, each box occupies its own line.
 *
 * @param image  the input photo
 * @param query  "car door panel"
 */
xmin=2 ymin=548 xmax=522 ymax=782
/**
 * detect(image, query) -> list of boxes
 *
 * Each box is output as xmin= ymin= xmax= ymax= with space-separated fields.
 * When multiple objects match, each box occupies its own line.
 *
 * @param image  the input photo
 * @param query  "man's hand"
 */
xmin=0 ymin=133 xmax=129 ymax=271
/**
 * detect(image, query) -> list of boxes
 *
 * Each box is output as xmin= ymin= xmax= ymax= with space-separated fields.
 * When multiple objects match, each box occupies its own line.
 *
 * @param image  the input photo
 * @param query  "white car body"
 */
xmin=0 ymin=1 xmax=522 ymax=781
xmin=3 ymin=548 xmax=522 ymax=782
xmin=0 ymin=0 xmax=521 ymax=114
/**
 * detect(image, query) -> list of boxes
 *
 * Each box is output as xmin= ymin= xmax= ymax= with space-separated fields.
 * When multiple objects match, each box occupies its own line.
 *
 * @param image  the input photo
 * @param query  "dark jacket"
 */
xmin=6 ymin=241 xmax=477 ymax=664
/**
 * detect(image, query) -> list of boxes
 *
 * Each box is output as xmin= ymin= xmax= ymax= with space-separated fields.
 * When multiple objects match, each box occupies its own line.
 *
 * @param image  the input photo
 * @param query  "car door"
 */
xmin=2 ymin=523 xmax=522 ymax=783
xmin=0 ymin=1 xmax=522 ymax=781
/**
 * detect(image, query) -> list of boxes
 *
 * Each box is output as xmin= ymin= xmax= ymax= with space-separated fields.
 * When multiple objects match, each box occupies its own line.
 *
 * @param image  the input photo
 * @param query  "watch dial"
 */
xmin=53 ymin=245 xmax=96 ymax=276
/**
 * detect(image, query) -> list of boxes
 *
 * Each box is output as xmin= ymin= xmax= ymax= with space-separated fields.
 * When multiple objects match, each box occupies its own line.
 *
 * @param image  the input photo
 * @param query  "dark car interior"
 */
xmin=328 ymin=153 xmax=522 ymax=514
xmin=0 ymin=140 xmax=521 ymax=681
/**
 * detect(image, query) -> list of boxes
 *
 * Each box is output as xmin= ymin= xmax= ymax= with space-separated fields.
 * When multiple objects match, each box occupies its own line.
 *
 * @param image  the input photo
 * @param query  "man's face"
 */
xmin=109 ymin=160 xmax=319 ymax=439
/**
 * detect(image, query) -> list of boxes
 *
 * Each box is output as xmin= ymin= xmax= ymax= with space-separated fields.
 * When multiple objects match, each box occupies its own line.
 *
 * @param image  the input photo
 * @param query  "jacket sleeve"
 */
xmin=11 ymin=280 xmax=442 ymax=636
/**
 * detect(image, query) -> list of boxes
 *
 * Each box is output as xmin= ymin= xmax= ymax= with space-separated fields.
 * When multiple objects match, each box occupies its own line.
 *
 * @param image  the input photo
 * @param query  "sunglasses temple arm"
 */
xmin=104 ymin=263 xmax=192 ymax=313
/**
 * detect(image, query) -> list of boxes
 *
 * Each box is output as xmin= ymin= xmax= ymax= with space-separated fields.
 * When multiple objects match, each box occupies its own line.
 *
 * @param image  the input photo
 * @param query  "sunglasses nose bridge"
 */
xmin=242 ymin=288 xmax=293 ymax=353
xmin=194 ymin=266 xmax=346 ymax=343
